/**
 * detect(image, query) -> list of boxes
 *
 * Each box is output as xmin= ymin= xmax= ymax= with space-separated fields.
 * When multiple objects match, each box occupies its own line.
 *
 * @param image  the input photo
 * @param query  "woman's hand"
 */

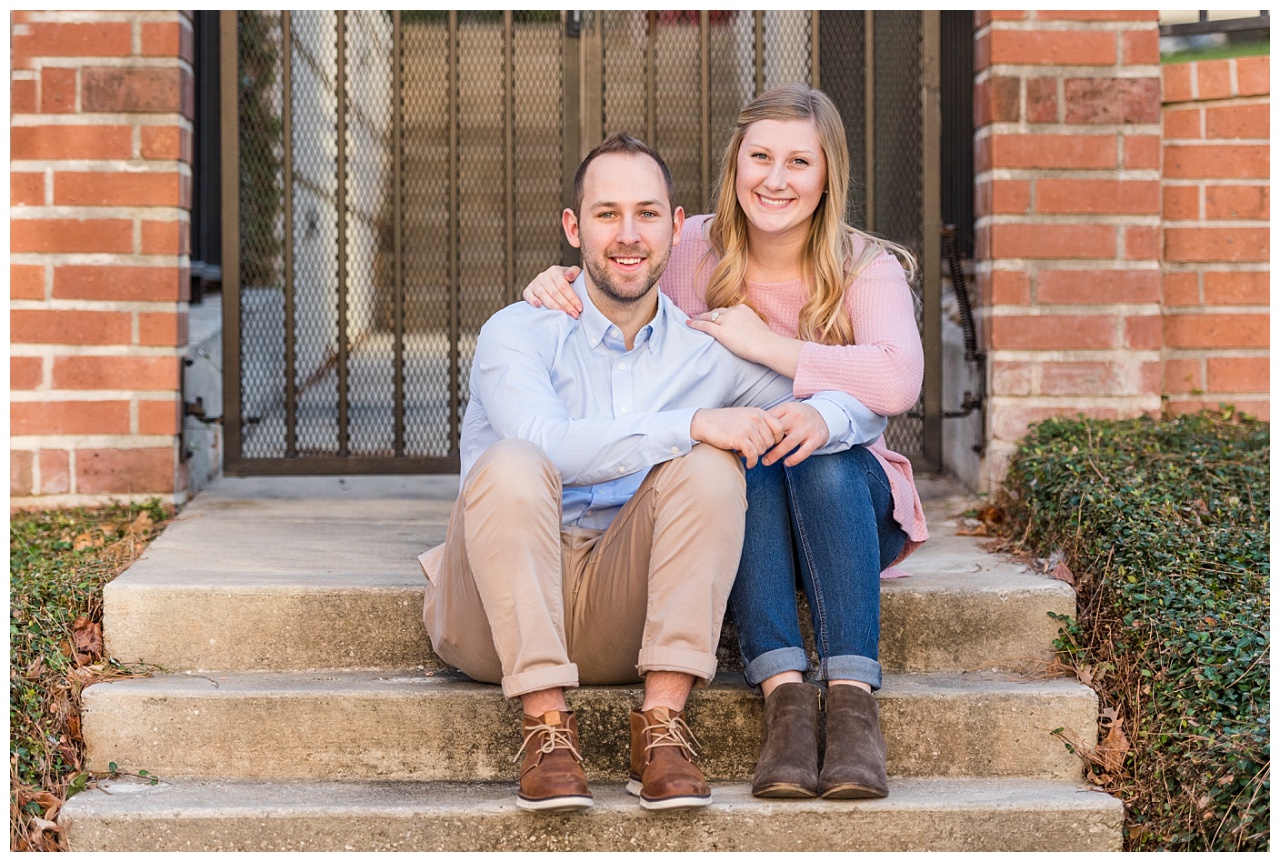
xmin=523 ymin=265 xmax=583 ymax=317
xmin=761 ymin=401 xmax=829 ymax=467
xmin=687 ymin=304 xmax=801 ymax=377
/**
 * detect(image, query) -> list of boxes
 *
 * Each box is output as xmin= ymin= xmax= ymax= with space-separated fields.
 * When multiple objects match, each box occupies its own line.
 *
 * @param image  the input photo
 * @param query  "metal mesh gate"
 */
xmin=222 ymin=10 xmax=940 ymax=475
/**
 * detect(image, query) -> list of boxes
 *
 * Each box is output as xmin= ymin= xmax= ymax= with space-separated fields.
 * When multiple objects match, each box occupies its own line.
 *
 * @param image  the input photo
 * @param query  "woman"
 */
xmin=524 ymin=84 xmax=927 ymax=799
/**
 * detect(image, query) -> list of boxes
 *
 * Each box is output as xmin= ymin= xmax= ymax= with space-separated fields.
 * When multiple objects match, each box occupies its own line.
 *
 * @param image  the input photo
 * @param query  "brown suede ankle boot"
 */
xmin=819 ymin=684 xmax=889 ymax=799
xmin=751 ymin=682 xmax=820 ymax=798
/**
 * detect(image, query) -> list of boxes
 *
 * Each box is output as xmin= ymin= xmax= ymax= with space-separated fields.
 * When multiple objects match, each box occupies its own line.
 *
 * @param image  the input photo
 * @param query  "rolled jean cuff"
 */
xmin=637 ymin=647 xmax=718 ymax=688
xmin=500 ymin=663 xmax=580 ymax=700
xmin=816 ymin=655 xmax=882 ymax=691
xmin=742 ymin=646 xmax=810 ymax=688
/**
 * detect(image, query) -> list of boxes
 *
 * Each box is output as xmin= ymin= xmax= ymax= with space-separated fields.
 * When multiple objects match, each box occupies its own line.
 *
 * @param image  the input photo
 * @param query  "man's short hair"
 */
xmin=571 ymin=132 xmax=675 ymax=215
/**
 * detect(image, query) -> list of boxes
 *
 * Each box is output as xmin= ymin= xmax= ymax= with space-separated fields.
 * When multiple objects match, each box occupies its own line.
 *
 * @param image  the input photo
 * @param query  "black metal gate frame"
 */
xmin=221 ymin=10 xmax=943 ymax=476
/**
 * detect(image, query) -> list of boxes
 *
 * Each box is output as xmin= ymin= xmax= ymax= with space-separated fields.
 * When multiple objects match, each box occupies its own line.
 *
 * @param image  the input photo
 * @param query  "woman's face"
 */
xmin=734 ymin=117 xmax=827 ymax=242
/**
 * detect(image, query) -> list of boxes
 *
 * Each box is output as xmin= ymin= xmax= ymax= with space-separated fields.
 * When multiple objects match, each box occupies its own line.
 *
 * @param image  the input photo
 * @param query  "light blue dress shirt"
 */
xmin=461 ymin=275 xmax=887 ymax=530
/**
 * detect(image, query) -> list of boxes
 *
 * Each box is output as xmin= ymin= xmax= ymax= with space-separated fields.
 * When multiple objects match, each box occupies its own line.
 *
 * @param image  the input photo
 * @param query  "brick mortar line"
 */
xmin=982 ymin=19 xmax=1158 ymax=31
xmin=11 ymin=392 xmax=183 ymax=403
xmin=16 ymin=56 xmax=194 ymax=71
xmin=1162 ymin=221 xmax=1271 ymax=228
xmin=975 ymin=123 xmax=1162 ymax=136
xmin=979 ymin=214 xmax=1162 ymax=224
xmin=981 ymin=262 xmax=1162 ymax=271
xmin=12 ymin=208 xmax=191 ymax=219
xmin=11 ymin=299 xmax=188 ymax=312
xmin=11 ymin=163 xmax=192 ymax=174
xmin=1160 ymin=307 xmax=1272 ymax=316
xmin=981 ymin=65 xmax=1161 ymax=79
xmin=9 ymin=346 xmax=184 ymax=357
xmin=11 ymin=116 xmax=194 ymax=128
xmin=15 ymin=11 xmax=184 ymax=22
xmin=1161 ymin=262 xmax=1269 ymax=270
xmin=977 ymin=307 xmax=1172 ymax=317
xmin=8 ymin=435 xmax=178 ymax=447
xmin=1163 ymin=95 xmax=1271 ymax=108
xmin=8 ymin=255 xmax=190 ymax=267
xmin=988 ymin=349 xmax=1163 ymax=359
xmin=981 ymin=170 xmax=1164 ymax=181
xmin=10 ymin=254 xmax=188 ymax=265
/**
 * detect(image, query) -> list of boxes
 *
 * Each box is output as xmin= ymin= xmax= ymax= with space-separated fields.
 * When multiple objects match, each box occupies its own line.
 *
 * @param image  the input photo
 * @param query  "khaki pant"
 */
xmin=420 ymin=439 xmax=746 ymax=699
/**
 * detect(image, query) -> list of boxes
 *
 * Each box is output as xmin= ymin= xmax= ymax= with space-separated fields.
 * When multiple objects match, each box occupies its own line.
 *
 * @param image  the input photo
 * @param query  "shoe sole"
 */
xmin=516 ymin=794 xmax=594 ymax=812
xmin=625 ymin=778 xmax=712 ymax=810
xmin=753 ymin=783 xmax=818 ymax=799
xmin=820 ymin=783 xmax=888 ymax=800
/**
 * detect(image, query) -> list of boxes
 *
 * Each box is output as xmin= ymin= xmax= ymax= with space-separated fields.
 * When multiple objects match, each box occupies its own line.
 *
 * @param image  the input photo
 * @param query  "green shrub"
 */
xmin=1002 ymin=410 xmax=1269 ymax=851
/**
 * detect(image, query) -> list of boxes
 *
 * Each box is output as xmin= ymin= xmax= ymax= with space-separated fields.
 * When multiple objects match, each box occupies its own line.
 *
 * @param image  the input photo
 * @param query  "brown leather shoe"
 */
xmin=819 ymin=685 xmax=889 ymax=799
xmin=627 ymin=706 xmax=712 ymax=810
xmin=515 ymin=710 xmax=593 ymax=811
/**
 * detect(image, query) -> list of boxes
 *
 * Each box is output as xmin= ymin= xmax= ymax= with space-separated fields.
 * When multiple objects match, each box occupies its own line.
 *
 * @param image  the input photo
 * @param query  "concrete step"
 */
xmin=103 ymin=475 xmax=1074 ymax=674
xmin=81 ymin=669 xmax=1095 ymax=783
xmin=62 ymin=776 xmax=1123 ymax=852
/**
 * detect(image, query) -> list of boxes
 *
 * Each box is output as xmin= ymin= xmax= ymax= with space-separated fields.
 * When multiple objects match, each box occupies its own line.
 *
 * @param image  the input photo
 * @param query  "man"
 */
xmin=419 ymin=132 xmax=885 ymax=812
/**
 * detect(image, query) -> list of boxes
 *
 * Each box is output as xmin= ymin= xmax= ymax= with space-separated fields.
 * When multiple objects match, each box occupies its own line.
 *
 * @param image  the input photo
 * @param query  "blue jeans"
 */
xmin=728 ymin=444 xmax=907 ymax=691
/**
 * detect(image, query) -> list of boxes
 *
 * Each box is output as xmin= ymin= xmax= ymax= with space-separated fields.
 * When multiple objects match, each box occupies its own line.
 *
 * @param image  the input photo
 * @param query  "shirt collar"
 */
xmin=572 ymin=273 xmax=670 ymax=355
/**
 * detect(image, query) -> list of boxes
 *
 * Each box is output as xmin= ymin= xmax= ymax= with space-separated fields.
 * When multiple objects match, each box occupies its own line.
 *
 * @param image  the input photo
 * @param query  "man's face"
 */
xmin=563 ymin=152 xmax=684 ymax=307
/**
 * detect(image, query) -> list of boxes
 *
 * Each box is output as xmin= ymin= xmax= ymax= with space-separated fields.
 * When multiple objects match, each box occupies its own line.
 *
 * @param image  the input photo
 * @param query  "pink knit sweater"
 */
xmin=662 ymin=214 xmax=928 ymax=560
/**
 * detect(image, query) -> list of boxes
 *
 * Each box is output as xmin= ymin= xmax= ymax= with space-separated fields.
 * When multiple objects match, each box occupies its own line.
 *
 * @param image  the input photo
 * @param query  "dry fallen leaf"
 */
xmin=71 ymin=617 xmax=103 ymax=665
xmin=131 ymin=510 xmax=154 ymax=533
xmin=1076 ymin=665 xmax=1094 ymax=686
xmin=1096 ymin=716 xmax=1129 ymax=773
xmin=1049 ymin=560 xmax=1075 ymax=585
xmin=73 ymin=531 xmax=104 ymax=550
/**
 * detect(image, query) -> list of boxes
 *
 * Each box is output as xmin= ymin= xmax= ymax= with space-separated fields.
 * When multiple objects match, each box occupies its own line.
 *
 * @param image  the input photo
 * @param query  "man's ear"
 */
xmin=562 ymin=208 xmax=581 ymax=249
xmin=671 ymin=205 xmax=685 ymax=247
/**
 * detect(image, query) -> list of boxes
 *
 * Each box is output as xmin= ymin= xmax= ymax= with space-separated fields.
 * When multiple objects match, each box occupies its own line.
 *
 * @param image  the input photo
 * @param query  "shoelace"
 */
xmin=513 ymin=720 xmax=584 ymax=764
xmin=642 ymin=712 xmax=701 ymax=759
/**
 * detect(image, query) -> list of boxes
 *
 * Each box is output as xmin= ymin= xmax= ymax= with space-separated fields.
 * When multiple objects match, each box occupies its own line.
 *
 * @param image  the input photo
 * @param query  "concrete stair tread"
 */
xmin=63 ymin=776 xmax=1123 ymax=852
xmin=82 ymin=669 xmax=1097 ymax=782
xmin=103 ymin=475 xmax=1072 ymax=674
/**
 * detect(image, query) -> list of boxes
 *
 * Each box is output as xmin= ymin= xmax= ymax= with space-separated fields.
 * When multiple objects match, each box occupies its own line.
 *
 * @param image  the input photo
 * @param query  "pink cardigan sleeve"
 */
xmin=792 ymin=250 xmax=924 ymax=417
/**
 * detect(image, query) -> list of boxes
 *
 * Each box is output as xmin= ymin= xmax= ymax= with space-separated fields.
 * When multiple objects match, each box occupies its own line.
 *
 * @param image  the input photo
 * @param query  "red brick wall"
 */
xmin=1161 ymin=56 xmax=1270 ymax=419
xmin=10 ymin=10 xmax=193 ymax=507
xmin=974 ymin=10 xmax=1165 ymax=489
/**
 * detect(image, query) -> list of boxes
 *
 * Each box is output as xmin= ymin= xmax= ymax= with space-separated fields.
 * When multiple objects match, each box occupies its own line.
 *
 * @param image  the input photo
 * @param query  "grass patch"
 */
xmin=999 ymin=409 xmax=1269 ymax=851
xmin=1163 ymin=38 xmax=1270 ymax=63
xmin=9 ymin=500 xmax=172 ymax=852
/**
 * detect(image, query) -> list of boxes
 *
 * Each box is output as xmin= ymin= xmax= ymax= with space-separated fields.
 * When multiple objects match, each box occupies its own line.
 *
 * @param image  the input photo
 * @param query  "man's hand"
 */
xmin=762 ymin=402 xmax=830 ymax=468
xmin=690 ymin=407 xmax=784 ymax=468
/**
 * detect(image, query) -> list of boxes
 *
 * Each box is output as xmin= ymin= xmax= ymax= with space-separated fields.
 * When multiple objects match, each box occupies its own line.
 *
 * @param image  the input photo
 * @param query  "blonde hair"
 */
xmin=705 ymin=84 xmax=918 ymax=346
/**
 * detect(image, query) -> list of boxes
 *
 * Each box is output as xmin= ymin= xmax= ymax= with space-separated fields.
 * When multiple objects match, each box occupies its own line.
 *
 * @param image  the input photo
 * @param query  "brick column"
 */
xmin=1161 ymin=56 xmax=1270 ymax=419
xmin=11 ymin=10 xmax=194 ymax=507
xmin=973 ymin=10 xmax=1164 ymax=490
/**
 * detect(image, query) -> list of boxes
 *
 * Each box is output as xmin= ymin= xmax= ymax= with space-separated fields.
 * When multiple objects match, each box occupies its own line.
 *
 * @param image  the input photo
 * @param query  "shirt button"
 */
xmin=620 ymin=406 xmax=630 ymax=414
xmin=618 ymin=466 xmax=626 ymax=474
xmin=670 ymin=446 xmax=680 ymax=455
xmin=617 ymin=362 xmax=627 ymax=370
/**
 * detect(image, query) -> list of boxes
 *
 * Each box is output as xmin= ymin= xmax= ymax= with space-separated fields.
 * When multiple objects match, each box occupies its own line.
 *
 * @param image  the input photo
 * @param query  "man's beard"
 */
xmin=582 ymin=244 xmax=670 ymax=306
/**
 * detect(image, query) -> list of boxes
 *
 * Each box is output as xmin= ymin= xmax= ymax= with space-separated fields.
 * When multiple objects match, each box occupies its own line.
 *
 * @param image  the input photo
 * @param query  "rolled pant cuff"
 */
xmin=742 ymin=646 xmax=810 ymax=688
xmin=500 ymin=663 xmax=580 ymax=700
xmin=816 ymin=655 xmax=882 ymax=691
xmin=637 ymin=647 xmax=718 ymax=687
